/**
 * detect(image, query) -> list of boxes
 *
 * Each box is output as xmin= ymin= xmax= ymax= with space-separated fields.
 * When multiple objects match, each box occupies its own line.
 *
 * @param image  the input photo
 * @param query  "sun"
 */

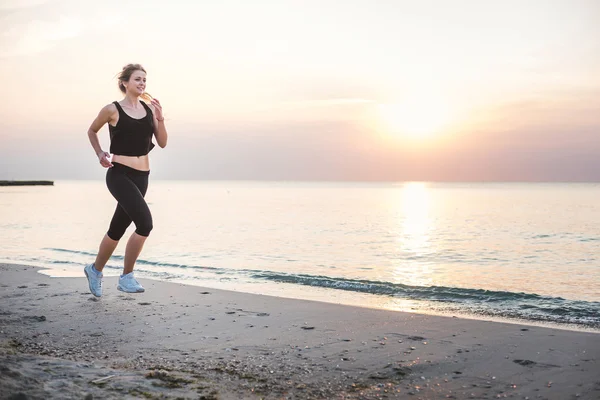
xmin=377 ymin=97 xmax=452 ymax=140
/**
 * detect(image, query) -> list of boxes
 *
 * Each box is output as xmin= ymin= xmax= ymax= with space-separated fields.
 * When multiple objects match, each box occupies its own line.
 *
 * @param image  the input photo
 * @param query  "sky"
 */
xmin=0 ymin=0 xmax=599 ymax=181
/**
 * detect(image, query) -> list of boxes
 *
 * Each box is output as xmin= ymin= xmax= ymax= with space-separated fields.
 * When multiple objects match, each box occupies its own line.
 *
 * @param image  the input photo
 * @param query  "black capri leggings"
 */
xmin=105 ymin=162 xmax=153 ymax=240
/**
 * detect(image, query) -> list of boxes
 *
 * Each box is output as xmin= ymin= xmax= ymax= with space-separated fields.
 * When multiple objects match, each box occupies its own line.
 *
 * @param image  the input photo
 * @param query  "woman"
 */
xmin=84 ymin=63 xmax=168 ymax=297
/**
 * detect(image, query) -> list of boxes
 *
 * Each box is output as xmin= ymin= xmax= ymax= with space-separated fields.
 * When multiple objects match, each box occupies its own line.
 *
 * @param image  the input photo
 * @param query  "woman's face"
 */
xmin=124 ymin=70 xmax=147 ymax=96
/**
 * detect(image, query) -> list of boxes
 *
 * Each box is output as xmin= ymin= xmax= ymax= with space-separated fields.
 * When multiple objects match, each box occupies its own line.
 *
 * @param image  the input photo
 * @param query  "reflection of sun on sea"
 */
xmin=393 ymin=182 xmax=434 ymax=286
xmin=377 ymin=95 xmax=452 ymax=141
xmin=378 ymin=182 xmax=437 ymax=315
xmin=399 ymin=182 xmax=431 ymax=255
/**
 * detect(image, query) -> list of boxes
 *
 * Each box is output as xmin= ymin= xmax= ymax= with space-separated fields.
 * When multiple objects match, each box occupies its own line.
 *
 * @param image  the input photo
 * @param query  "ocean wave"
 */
xmin=252 ymin=272 xmax=600 ymax=328
xmin=41 ymin=248 xmax=600 ymax=328
xmin=45 ymin=248 xmax=221 ymax=271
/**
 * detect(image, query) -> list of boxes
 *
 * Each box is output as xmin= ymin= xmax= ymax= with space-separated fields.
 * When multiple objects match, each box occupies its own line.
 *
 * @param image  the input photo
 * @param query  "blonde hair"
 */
xmin=116 ymin=63 xmax=153 ymax=102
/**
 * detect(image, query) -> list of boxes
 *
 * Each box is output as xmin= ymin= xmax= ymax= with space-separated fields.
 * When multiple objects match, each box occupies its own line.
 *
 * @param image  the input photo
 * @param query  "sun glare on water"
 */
xmin=378 ymin=96 xmax=452 ymax=141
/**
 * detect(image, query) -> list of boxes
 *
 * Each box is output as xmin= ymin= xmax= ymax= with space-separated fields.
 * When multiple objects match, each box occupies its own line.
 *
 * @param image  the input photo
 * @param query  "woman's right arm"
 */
xmin=87 ymin=104 xmax=116 ymax=168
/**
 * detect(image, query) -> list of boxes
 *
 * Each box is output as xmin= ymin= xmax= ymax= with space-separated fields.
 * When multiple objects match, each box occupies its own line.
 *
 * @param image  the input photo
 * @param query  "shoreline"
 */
xmin=34 ymin=262 xmax=600 ymax=335
xmin=1 ymin=262 xmax=599 ymax=399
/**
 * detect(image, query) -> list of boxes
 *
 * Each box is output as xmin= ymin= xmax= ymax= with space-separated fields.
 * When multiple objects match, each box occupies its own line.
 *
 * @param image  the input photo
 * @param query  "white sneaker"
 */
xmin=84 ymin=263 xmax=103 ymax=297
xmin=117 ymin=272 xmax=145 ymax=293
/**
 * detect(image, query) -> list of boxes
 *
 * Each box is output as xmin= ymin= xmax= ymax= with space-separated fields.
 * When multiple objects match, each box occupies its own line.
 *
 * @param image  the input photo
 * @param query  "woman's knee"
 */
xmin=107 ymin=228 xmax=126 ymax=241
xmin=134 ymin=217 xmax=153 ymax=237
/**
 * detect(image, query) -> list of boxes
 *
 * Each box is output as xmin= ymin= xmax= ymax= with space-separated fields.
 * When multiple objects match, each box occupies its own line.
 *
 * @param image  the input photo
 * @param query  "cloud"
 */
xmin=1 ymin=14 xmax=82 ymax=56
xmin=0 ymin=0 xmax=124 ymax=58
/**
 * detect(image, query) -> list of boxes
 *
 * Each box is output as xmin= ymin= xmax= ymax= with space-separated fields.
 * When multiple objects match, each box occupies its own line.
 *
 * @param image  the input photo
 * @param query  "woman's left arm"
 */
xmin=150 ymin=99 xmax=168 ymax=148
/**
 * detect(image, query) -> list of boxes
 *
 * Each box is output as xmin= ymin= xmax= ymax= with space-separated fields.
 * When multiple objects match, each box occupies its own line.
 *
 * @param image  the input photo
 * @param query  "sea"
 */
xmin=1 ymin=181 xmax=599 ymax=331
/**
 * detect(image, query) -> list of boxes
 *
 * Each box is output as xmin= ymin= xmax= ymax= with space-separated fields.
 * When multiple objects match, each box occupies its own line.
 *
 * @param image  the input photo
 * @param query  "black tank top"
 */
xmin=109 ymin=101 xmax=155 ymax=156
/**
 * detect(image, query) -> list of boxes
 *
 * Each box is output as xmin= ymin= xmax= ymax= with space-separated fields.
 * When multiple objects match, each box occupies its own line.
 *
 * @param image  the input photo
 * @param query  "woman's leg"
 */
xmin=92 ymin=197 xmax=134 ymax=273
xmin=85 ymin=166 xmax=152 ymax=296
xmin=93 ymin=234 xmax=119 ymax=272
xmin=95 ymin=202 xmax=133 ymax=271
xmin=105 ymin=166 xmax=152 ymax=275
xmin=123 ymin=233 xmax=147 ymax=275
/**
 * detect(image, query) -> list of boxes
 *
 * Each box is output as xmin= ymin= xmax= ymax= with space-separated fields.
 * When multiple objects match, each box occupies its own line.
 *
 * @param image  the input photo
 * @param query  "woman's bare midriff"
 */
xmin=112 ymin=155 xmax=150 ymax=171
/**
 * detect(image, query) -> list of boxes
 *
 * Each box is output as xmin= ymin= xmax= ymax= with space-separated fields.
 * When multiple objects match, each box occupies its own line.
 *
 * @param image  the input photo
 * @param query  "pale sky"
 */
xmin=1 ymin=0 xmax=599 ymax=181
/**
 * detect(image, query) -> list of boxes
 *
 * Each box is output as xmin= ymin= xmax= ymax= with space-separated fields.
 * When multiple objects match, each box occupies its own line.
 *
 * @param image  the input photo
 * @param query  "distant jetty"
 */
xmin=0 ymin=180 xmax=54 ymax=186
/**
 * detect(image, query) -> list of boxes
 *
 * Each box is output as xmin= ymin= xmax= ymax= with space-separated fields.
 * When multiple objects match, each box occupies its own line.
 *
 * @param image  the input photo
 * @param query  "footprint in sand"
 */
xmin=23 ymin=315 xmax=46 ymax=322
xmin=233 ymin=309 xmax=270 ymax=317
xmin=513 ymin=359 xmax=560 ymax=368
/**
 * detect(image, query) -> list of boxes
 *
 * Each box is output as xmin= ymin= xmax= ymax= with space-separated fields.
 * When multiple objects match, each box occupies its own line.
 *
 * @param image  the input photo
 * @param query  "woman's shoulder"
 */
xmin=101 ymin=102 xmax=119 ymax=113
xmin=95 ymin=102 xmax=119 ymax=121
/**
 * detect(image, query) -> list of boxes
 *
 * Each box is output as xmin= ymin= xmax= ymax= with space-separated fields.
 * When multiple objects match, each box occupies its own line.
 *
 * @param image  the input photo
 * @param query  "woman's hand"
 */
xmin=151 ymin=98 xmax=164 ymax=121
xmin=97 ymin=151 xmax=113 ymax=168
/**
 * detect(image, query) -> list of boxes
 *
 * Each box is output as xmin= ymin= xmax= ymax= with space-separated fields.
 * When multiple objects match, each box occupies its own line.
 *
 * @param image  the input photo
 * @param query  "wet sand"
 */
xmin=1 ymin=263 xmax=598 ymax=399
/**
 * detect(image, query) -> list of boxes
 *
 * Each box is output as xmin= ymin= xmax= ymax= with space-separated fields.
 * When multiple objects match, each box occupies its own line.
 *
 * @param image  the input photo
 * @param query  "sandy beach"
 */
xmin=0 ymin=263 xmax=598 ymax=399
